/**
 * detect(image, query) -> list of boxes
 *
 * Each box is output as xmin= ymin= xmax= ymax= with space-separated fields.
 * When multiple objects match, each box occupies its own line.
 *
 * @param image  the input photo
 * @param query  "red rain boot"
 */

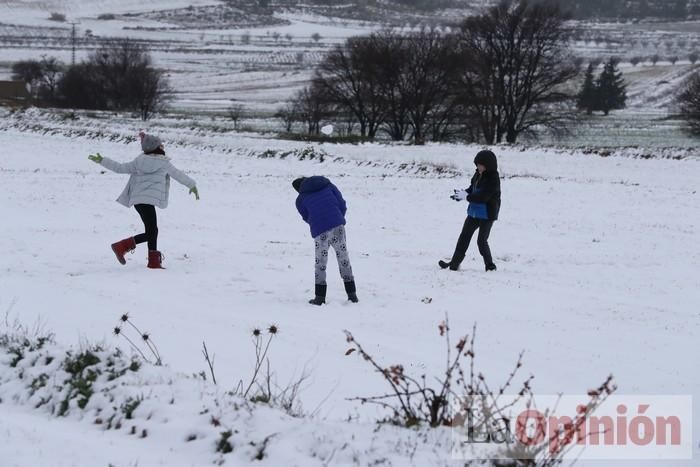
xmin=111 ymin=237 xmax=136 ymax=265
xmin=147 ymin=250 xmax=165 ymax=269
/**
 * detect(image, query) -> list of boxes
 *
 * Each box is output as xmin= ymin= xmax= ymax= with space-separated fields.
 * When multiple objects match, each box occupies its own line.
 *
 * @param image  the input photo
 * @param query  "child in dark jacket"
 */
xmin=439 ymin=150 xmax=501 ymax=271
xmin=293 ymin=176 xmax=358 ymax=305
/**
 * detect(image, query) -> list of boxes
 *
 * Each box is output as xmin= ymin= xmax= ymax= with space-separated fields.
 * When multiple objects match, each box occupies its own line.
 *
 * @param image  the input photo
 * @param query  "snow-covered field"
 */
xmin=1 ymin=2 xmax=700 ymax=463
xmin=1 ymin=116 xmax=699 ymax=465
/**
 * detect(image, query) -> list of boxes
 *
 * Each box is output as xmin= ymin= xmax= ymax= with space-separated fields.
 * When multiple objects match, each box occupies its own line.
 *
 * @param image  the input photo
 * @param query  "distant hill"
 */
xmin=300 ymin=0 xmax=700 ymax=19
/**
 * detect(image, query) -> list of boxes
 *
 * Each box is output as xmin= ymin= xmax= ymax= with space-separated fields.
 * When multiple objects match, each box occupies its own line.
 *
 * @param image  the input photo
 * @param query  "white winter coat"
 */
xmin=100 ymin=154 xmax=196 ymax=209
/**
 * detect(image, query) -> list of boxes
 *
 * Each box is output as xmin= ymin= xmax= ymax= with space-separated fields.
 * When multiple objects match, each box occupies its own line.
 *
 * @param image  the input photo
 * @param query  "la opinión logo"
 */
xmin=451 ymin=395 xmax=692 ymax=460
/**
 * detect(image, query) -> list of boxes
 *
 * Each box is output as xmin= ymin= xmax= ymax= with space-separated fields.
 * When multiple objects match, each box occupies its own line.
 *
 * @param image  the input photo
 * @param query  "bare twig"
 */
xmin=344 ymin=315 xmax=617 ymax=463
xmin=243 ymin=332 xmax=275 ymax=398
xmin=114 ymin=314 xmax=162 ymax=365
xmin=202 ymin=340 xmax=217 ymax=385
xmin=124 ymin=318 xmax=161 ymax=364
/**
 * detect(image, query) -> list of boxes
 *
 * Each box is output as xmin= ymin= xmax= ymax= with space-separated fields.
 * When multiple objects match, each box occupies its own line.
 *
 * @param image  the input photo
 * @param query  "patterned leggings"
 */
xmin=314 ymin=225 xmax=354 ymax=285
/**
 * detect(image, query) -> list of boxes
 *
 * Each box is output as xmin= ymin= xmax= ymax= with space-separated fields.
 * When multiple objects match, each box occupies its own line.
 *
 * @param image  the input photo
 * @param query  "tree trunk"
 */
xmin=413 ymin=124 xmax=424 ymax=145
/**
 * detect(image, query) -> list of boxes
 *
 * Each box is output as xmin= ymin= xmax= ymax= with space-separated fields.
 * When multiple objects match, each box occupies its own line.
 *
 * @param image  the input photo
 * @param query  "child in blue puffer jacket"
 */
xmin=439 ymin=150 xmax=501 ymax=271
xmin=293 ymin=176 xmax=358 ymax=305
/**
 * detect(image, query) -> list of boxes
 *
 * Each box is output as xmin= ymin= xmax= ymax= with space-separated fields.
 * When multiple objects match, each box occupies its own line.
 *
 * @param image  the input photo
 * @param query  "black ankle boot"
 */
xmin=485 ymin=263 xmax=497 ymax=272
xmin=439 ymin=259 xmax=460 ymax=271
xmin=309 ymin=284 xmax=327 ymax=306
xmin=344 ymin=280 xmax=359 ymax=303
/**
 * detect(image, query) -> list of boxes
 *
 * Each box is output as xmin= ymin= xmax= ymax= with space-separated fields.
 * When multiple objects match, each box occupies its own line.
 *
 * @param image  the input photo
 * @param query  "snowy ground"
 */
xmin=0 ymin=118 xmax=699 ymax=465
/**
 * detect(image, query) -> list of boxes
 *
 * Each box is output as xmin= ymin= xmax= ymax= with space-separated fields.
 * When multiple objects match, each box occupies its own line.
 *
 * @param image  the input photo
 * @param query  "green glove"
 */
xmin=189 ymin=186 xmax=200 ymax=200
xmin=88 ymin=153 xmax=103 ymax=164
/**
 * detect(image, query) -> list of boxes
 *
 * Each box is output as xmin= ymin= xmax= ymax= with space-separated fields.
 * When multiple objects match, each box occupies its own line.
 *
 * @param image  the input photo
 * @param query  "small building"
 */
xmin=0 ymin=81 xmax=31 ymax=105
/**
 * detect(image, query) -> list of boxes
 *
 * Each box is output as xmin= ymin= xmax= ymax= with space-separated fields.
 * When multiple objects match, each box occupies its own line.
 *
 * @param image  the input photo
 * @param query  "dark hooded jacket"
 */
xmin=295 ymin=176 xmax=347 ymax=238
xmin=466 ymin=150 xmax=501 ymax=221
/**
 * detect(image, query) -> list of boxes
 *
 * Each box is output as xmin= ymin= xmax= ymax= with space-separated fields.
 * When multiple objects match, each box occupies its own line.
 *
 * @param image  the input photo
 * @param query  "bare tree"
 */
xmin=317 ymin=30 xmax=463 ymax=143
xmin=133 ymin=67 xmax=171 ymax=121
xmin=93 ymin=40 xmax=170 ymax=119
xmin=312 ymin=35 xmax=387 ymax=138
xmin=12 ymin=56 xmax=65 ymax=102
xmin=11 ymin=60 xmax=43 ymax=91
xmin=456 ymin=0 xmax=580 ymax=143
xmin=292 ymin=83 xmax=332 ymax=135
xmin=275 ymin=102 xmax=298 ymax=132
xmin=228 ymin=103 xmax=244 ymax=129
xmin=57 ymin=39 xmax=169 ymax=119
xmin=37 ymin=56 xmax=62 ymax=102
xmin=368 ymin=31 xmax=411 ymax=141
xmin=400 ymin=29 xmax=464 ymax=144
xmin=58 ymin=63 xmax=105 ymax=109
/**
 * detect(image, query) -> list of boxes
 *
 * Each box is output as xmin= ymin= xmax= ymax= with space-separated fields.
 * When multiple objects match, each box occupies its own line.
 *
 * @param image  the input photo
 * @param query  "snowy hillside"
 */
xmin=2 ymin=0 xmax=700 ymax=125
xmin=1 ymin=113 xmax=699 ymax=465
xmin=1 ymin=0 xmax=223 ymax=23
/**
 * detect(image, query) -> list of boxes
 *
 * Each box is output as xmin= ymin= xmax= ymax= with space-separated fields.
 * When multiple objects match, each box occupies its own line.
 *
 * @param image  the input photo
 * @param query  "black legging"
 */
xmin=134 ymin=204 xmax=158 ymax=251
xmin=450 ymin=217 xmax=494 ymax=267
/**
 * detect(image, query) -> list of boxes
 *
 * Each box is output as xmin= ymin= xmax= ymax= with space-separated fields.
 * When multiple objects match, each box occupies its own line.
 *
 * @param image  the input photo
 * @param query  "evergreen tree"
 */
xmin=577 ymin=63 xmax=598 ymax=115
xmin=677 ymin=71 xmax=700 ymax=136
xmin=596 ymin=58 xmax=627 ymax=115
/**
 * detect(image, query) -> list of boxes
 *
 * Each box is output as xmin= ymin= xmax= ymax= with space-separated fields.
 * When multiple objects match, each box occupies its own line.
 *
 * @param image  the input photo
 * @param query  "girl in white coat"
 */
xmin=88 ymin=132 xmax=199 ymax=269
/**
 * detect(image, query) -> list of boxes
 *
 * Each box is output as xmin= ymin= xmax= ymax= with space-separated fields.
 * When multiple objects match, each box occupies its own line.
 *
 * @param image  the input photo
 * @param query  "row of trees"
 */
xmin=283 ymin=0 xmax=580 ymax=144
xmin=559 ymin=0 xmax=700 ymax=19
xmin=629 ymin=53 xmax=699 ymax=66
xmin=11 ymin=40 xmax=169 ymax=120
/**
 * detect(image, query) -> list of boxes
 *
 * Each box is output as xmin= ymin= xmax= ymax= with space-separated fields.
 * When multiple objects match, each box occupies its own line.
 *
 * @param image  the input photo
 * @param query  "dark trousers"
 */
xmin=134 ymin=204 xmax=158 ymax=251
xmin=450 ymin=217 xmax=494 ymax=267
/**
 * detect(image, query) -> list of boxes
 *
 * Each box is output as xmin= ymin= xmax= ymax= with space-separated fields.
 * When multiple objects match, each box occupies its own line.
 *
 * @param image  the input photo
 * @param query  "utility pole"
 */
xmin=70 ymin=22 xmax=79 ymax=66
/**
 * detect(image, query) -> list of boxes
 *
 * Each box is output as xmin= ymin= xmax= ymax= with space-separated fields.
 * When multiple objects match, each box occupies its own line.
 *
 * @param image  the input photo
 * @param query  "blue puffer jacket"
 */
xmin=295 ymin=176 xmax=347 ymax=238
xmin=467 ymin=184 xmax=489 ymax=220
